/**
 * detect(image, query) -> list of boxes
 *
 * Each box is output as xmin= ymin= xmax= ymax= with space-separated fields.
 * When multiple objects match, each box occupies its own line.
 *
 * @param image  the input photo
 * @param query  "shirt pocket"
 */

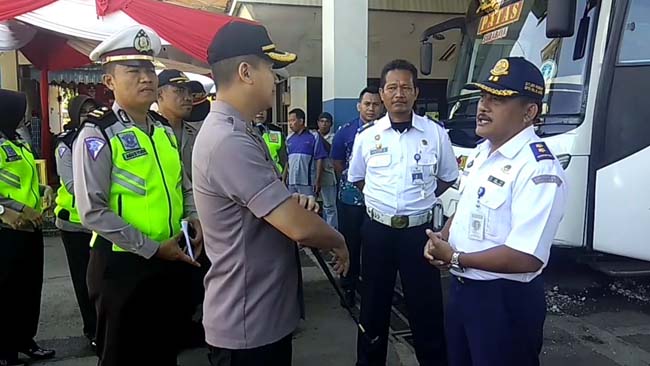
xmin=419 ymin=152 xmax=438 ymax=181
xmin=479 ymin=187 xmax=510 ymax=242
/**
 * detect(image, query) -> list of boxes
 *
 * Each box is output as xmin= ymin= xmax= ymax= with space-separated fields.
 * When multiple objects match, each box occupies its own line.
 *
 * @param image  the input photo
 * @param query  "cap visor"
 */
xmin=265 ymin=50 xmax=297 ymax=69
xmin=464 ymin=82 xmax=519 ymax=97
xmin=188 ymin=100 xmax=210 ymax=122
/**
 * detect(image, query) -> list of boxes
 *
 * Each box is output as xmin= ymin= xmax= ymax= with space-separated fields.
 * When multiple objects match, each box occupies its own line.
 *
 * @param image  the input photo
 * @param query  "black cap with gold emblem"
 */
xmin=90 ymin=25 xmax=162 ymax=66
xmin=207 ymin=21 xmax=297 ymax=69
xmin=464 ymin=57 xmax=545 ymax=100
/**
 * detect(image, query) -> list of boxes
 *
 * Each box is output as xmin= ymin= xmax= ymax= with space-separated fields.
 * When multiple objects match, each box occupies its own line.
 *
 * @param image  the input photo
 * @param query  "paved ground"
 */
xmin=20 ymin=236 xmax=650 ymax=366
xmin=30 ymin=235 xmax=400 ymax=366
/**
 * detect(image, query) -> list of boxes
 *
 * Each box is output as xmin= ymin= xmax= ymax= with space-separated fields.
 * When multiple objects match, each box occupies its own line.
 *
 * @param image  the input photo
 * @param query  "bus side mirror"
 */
xmin=420 ymin=42 xmax=433 ymax=75
xmin=546 ymin=0 xmax=576 ymax=38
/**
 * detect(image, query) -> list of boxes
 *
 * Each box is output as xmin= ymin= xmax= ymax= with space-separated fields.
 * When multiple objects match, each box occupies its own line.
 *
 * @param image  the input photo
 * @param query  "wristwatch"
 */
xmin=450 ymin=251 xmax=464 ymax=272
xmin=0 ymin=204 xmax=6 ymax=216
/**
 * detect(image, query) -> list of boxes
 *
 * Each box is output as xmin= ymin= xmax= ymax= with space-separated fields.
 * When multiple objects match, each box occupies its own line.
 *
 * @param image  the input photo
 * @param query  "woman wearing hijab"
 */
xmin=0 ymin=89 xmax=55 ymax=366
xmin=54 ymin=95 xmax=99 ymax=351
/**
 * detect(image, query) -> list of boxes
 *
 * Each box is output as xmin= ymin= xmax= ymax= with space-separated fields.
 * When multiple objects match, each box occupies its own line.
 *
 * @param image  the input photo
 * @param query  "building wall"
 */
xmin=240 ymin=4 xmax=462 ymax=79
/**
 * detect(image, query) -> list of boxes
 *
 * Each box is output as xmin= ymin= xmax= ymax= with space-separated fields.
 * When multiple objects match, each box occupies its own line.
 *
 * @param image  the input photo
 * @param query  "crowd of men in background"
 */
xmin=0 ymin=18 xmax=567 ymax=366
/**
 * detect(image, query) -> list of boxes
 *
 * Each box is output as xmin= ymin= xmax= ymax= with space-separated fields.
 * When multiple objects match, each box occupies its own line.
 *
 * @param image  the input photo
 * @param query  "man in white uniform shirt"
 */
xmin=348 ymin=59 xmax=458 ymax=366
xmin=424 ymin=57 xmax=568 ymax=366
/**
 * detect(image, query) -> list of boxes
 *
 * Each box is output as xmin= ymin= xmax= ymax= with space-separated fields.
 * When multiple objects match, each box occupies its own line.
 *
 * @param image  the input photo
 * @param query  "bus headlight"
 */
xmin=557 ymin=154 xmax=571 ymax=170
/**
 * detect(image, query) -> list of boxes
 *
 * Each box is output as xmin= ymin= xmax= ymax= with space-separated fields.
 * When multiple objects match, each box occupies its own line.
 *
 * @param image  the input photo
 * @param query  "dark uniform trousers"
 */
xmin=0 ymin=229 xmax=44 ymax=359
xmin=357 ymin=217 xmax=447 ymax=366
xmin=60 ymin=230 xmax=96 ymax=338
xmin=87 ymin=236 xmax=182 ymax=366
xmin=338 ymin=203 xmax=365 ymax=293
xmin=208 ymin=334 xmax=293 ymax=366
xmin=446 ymin=276 xmax=546 ymax=366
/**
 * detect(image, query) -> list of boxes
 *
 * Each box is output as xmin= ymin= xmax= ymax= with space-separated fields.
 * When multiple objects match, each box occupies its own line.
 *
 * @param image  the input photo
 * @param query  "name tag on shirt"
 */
xmin=370 ymin=147 xmax=388 ymax=155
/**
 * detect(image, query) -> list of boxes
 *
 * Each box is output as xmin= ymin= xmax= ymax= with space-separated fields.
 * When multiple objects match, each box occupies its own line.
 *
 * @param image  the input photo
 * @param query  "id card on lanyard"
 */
xmin=469 ymin=186 xmax=486 ymax=241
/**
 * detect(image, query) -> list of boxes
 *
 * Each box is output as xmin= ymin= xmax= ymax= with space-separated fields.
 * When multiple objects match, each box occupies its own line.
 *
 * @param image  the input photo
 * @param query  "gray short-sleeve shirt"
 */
xmin=192 ymin=101 xmax=299 ymax=349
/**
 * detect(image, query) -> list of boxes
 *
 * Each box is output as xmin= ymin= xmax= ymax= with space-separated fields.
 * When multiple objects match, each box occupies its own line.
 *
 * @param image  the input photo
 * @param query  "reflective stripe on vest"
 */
xmin=0 ymin=139 xmax=41 ymax=211
xmin=262 ymin=131 xmax=283 ymax=173
xmin=54 ymin=180 xmax=80 ymax=224
xmin=90 ymin=125 xmax=183 ymax=252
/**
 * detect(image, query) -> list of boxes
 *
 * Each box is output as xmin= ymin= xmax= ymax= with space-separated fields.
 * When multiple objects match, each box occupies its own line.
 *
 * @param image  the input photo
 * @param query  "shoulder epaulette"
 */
xmin=57 ymin=128 xmax=79 ymax=148
xmin=148 ymin=110 xmax=168 ymax=126
xmin=87 ymin=106 xmax=110 ymax=120
xmin=83 ymin=107 xmax=118 ymax=129
xmin=357 ymin=120 xmax=375 ymax=134
xmin=426 ymin=115 xmax=445 ymax=128
xmin=268 ymin=123 xmax=282 ymax=132
xmin=529 ymin=141 xmax=555 ymax=162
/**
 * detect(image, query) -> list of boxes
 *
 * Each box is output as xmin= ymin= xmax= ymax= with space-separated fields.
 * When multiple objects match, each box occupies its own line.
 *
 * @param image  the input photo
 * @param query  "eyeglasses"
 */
xmin=383 ymin=84 xmax=415 ymax=96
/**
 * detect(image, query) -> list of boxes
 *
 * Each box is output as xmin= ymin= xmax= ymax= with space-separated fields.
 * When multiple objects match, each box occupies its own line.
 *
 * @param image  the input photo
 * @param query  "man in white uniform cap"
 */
xmin=73 ymin=26 xmax=203 ymax=366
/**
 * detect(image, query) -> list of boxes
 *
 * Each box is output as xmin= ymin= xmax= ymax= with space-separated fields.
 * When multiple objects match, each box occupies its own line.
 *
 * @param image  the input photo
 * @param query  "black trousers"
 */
xmin=446 ymin=276 xmax=546 ymax=366
xmin=208 ymin=334 xmax=293 ymax=366
xmin=61 ymin=230 xmax=96 ymax=338
xmin=87 ymin=236 xmax=182 ymax=366
xmin=0 ymin=229 xmax=44 ymax=359
xmin=338 ymin=203 xmax=364 ymax=292
xmin=357 ymin=217 xmax=447 ymax=366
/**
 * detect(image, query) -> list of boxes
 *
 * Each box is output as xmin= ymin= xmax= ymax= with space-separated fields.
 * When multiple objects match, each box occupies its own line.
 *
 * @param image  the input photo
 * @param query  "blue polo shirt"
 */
xmin=331 ymin=117 xmax=366 ymax=206
xmin=287 ymin=129 xmax=328 ymax=186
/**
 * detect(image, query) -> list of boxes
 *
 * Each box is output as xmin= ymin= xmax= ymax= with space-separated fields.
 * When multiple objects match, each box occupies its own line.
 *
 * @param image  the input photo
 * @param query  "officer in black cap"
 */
xmin=188 ymin=80 xmax=210 ymax=122
xmin=73 ymin=26 xmax=203 ymax=366
xmin=157 ymin=69 xmax=204 ymax=183
xmin=424 ymin=57 xmax=567 ymax=366
xmin=156 ymin=69 xmax=208 ymax=348
xmin=193 ymin=20 xmax=348 ymax=366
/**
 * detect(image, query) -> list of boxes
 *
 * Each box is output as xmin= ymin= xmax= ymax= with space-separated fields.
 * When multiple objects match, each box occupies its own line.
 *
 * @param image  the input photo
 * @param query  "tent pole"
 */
xmin=39 ymin=68 xmax=52 ymax=184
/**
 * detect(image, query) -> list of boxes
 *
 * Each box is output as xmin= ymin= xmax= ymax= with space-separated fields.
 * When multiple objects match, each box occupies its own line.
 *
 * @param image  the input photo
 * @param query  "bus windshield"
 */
xmin=445 ymin=0 xmax=596 ymax=144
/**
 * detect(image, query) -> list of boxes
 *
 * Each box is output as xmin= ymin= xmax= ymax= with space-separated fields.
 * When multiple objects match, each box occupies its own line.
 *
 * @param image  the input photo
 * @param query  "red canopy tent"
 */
xmin=0 ymin=0 xmax=253 ymax=179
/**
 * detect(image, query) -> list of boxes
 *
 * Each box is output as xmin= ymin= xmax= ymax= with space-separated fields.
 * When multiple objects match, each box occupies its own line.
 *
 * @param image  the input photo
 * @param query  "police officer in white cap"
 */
xmin=73 ymin=26 xmax=203 ymax=366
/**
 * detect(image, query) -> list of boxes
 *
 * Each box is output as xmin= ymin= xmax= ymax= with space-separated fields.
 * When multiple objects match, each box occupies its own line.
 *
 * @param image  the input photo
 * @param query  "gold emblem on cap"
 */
xmin=134 ymin=29 xmax=152 ymax=53
xmin=489 ymin=58 xmax=510 ymax=82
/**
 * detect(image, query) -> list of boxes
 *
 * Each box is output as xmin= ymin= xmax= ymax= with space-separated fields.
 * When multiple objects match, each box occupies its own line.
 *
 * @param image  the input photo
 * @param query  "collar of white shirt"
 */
xmin=477 ymin=125 xmax=537 ymax=159
xmin=375 ymin=113 xmax=427 ymax=133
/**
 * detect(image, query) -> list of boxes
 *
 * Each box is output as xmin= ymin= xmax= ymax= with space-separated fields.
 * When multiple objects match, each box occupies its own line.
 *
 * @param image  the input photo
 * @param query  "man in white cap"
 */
xmin=72 ymin=26 xmax=203 ymax=366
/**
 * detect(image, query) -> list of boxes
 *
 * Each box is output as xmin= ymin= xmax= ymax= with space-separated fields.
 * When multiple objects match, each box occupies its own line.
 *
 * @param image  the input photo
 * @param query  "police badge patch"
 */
xmin=84 ymin=137 xmax=106 ymax=161
xmin=2 ymin=145 xmax=21 ymax=162
xmin=117 ymin=132 xmax=140 ymax=151
xmin=117 ymin=132 xmax=148 ymax=160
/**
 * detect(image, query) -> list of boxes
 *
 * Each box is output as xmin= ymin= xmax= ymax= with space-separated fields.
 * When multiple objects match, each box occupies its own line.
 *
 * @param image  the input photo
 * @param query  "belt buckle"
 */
xmin=391 ymin=215 xmax=409 ymax=229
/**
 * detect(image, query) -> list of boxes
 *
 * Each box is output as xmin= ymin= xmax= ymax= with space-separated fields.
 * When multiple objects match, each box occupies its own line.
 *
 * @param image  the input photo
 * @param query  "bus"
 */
xmin=420 ymin=0 xmax=650 ymax=275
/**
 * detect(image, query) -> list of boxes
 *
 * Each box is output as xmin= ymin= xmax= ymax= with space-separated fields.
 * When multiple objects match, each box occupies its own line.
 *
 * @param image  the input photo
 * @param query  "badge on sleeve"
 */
xmin=58 ymin=145 xmax=68 ymax=158
xmin=532 ymin=174 xmax=563 ymax=186
xmin=84 ymin=137 xmax=107 ymax=161
xmin=530 ymin=142 xmax=554 ymax=161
